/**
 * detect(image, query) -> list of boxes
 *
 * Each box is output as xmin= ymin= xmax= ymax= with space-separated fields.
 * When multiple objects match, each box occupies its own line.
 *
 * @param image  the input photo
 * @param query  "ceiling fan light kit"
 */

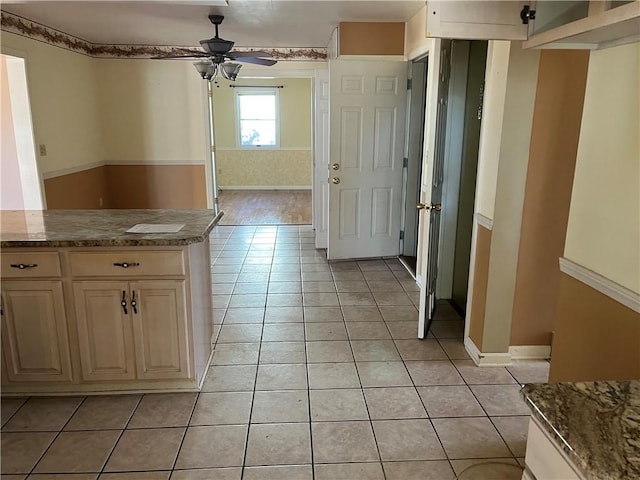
xmin=193 ymin=60 xmax=241 ymax=82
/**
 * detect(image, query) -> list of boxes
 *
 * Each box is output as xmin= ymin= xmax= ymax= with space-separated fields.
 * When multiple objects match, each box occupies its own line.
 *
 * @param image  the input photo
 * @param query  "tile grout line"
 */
xmin=300 ymin=229 xmax=317 ymax=480
xmin=240 ymin=225 xmax=269 ymax=480
xmin=97 ymin=393 xmax=144 ymax=476
xmin=26 ymin=396 xmax=87 ymax=477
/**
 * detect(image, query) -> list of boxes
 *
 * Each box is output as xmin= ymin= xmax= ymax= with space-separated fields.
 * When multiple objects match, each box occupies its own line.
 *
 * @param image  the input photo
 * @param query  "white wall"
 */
xmin=564 ymin=42 xmax=640 ymax=293
xmin=474 ymin=41 xmax=511 ymax=220
xmin=1 ymin=55 xmax=25 ymax=209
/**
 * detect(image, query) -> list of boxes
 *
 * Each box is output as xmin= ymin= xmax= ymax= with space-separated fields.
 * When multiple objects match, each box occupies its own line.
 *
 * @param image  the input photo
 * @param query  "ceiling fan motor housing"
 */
xmin=200 ymin=38 xmax=235 ymax=54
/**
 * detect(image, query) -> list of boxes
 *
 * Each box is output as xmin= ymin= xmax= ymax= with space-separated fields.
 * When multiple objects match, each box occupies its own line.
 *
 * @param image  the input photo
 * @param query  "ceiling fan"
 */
xmin=156 ymin=15 xmax=277 ymax=81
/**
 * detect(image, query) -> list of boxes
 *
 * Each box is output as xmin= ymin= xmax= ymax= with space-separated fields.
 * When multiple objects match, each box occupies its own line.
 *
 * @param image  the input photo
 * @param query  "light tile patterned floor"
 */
xmin=0 ymin=225 xmax=550 ymax=480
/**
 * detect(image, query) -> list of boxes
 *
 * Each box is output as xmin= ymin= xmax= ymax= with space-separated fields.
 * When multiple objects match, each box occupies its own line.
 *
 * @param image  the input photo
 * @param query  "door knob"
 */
xmin=417 ymin=203 xmax=442 ymax=211
xmin=331 ymin=177 xmax=341 ymax=185
xmin=331 ymin=163 xmax=340 ymax=171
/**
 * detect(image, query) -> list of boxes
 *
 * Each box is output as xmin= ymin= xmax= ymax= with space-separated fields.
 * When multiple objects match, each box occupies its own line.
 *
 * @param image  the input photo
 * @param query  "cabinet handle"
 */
xmin=113 ymin=262 xmax=140 ymax=269
xmin=131 ymin=290 xmax=138 ymax=314
xmin=10 ymin=263 xmax=38 ymax=270
xmin=121 ymin=290 xmax=128 ymax=314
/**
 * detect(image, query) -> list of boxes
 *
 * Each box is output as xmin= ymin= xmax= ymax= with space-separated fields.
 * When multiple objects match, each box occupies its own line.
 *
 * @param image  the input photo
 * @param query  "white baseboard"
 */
xmin=464 ymin=336 xmax=512 ymax=366
xmin=509 ymin=345 xmax=551 ymax=360
xmin=218 ymin=185 xmax=312 ymax=190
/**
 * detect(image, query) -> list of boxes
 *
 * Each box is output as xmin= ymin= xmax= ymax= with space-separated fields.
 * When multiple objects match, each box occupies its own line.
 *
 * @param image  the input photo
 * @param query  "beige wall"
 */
xmin=550 ymin=274 xmax=640 ymax=382
xmin=107 ymin=165 xmax=207 ymax=209
xmin=480 ymin=43 xmax=540 ymax=353
xmin=1 ymin=34 xmax=210 ymax=208
xmin=564 ymin=42 xmax=640 ymax=293
xmin=44 ymin=166 xmax=110 ymax=209
xmin=339 ymin=22 xmax=405 ymax=56
xmin=549 ymin=42 xmax=640 ymax=382
xmin=468 ymin=225 xmax=492 ymax=349
xmin=212 ymin=77 xmax=312 ymax=187
xmin=1 ymin=32 xmax=103 ymax=175
xmin=96 ymin=58 xmax=207 ymax=164
xmin=510 ymin=50 xmax=589 ymax=347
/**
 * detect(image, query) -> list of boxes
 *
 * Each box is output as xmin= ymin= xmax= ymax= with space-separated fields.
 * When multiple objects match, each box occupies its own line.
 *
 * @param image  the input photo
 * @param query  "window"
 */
xmin=236 ymin=89 xmax=279 ymax=147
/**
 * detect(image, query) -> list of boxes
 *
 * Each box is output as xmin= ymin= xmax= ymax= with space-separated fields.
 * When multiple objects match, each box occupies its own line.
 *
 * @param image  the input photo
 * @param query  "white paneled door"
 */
xmin=328 ymin=59 xmax=407 ymax=260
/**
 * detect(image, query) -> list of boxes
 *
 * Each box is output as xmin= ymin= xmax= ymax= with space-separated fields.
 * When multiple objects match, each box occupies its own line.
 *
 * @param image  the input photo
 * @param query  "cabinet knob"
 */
xmin=10 ymin=263 xmax=38 ymax=269
xmin=113 ymin=262 xmax=140 ymax=269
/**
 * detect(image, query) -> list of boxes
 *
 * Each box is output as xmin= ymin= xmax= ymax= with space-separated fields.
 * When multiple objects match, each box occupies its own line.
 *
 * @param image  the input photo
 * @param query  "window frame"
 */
xmin=235 ymin=87 xmax=280 ymax=149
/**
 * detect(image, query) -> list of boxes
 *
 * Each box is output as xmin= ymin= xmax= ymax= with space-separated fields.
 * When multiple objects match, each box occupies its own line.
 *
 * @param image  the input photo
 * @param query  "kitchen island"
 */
xmin=0 ymin=209 xmax=220 ymax=394
xmin=520 ymin=380 xmax=640 ymax=480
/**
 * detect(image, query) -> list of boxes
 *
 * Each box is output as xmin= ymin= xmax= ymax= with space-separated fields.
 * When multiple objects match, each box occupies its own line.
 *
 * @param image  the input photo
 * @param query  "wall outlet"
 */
xmin=98 ymin=197 xmax=104 ymax=207
xmin=39 ymin=144 xmax=47 ymax=156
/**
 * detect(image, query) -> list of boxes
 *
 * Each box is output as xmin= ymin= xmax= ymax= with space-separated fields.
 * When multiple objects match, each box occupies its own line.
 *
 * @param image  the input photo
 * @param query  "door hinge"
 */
xmin=520 ymin=5 xmax=536 ymax=24
xmin=406 ymin=79 xmax=412 ymax=90
xmin=403 ymin=157 xmax=408 ymax=168
xmin=399 ymin=230 xmax=405 ymax=240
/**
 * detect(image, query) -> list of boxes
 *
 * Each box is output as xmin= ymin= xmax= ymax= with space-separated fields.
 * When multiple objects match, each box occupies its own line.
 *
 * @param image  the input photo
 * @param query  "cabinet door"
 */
xmin=426 ymin=1 xmax=530 ymax=40
xmin=73 ymin=281 xmax=136 ymax=381
xmin=130 ymin=280 xmax=190 ymax=379
xmin=1 ymin=281 xmax=72 ymax=383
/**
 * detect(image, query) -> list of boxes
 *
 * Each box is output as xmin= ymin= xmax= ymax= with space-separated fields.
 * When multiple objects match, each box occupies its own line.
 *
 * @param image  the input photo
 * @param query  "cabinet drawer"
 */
xmin=69 ymin=251 xmax=185 ymax=277
xmin=1 ymin=252 xmax=62 ymax=278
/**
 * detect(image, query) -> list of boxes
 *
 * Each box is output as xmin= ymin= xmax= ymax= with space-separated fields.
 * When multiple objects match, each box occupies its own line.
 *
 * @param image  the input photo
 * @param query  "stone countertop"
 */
xmin=0 ymin=209 xmax=221 ymax=247
xmin=521 ymin=381 xmax=640 ymax=480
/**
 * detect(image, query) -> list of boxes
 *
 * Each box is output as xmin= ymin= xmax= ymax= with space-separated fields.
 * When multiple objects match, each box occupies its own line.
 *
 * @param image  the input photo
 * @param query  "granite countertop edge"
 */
xmin=0 ymin=209 xmax=223 ymax=248
xmin=521 ymin=380 xmax=640 ymax=480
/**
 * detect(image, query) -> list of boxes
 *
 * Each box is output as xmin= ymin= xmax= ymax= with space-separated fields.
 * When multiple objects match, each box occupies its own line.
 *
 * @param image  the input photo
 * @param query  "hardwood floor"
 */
xmin=218 ymin=189 xmax=312 ymax=225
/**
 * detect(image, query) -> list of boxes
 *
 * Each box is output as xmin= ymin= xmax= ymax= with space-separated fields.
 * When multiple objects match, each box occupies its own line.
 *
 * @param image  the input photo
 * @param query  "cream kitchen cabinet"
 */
xmin=424 ymin=0 xmax=640 ymax=49
xmin=0 ymin=209 xmax=216 ymax=395
xmin=1 ymin=280 xmax=73 ymax=383
xmin=73 ymin=279 xmax=189 ymax=382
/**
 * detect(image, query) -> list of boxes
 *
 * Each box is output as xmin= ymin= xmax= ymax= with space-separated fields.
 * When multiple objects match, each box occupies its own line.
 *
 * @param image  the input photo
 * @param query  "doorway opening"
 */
xmin=437 ymin=40 xmax=488 ymax=315
xmin=210 ymin=77 xmax=314 ymax=226
xmin=1 ymin=54 xmax=44 ymax=210
xmin=400 ymin=56 xmax=429 ymax=276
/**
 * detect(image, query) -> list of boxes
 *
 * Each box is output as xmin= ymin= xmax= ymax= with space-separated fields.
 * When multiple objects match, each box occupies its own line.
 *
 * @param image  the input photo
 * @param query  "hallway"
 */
xmin=0 ymin=225 xmax=549 ymax=479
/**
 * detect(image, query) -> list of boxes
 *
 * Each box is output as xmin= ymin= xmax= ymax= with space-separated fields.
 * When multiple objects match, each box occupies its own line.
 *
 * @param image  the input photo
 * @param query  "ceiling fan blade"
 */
xmin=151 ymin=53 xmax=210 ymax=59
xmin=235 ymin=56 xmax=277 ymax=66
xmin=228 ymin=51 xmax=272 ymax=59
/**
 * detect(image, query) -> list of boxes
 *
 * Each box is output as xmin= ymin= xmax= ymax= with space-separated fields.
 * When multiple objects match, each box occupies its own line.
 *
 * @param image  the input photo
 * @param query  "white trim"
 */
xmin=559 ymin=257 xmax=640 ymax=314
xmin=465 ymin=336 xmax=512 ymax=366
xmin=105 ymin=160 xmax=206 ymax=166
xmin=475 ymin=213 xmax=493 ymax=231
xmin=509 ymin=345 xmax=551 ymax=360
xmin=216 ymin=147 xmax=312 ymax=152
xmin=42 ymin=161 xmax=106 ymax=180
xmin=44 ymin=160 xmax=208 ymax=177
xmin=218 ymin=185 xmax=311 ymax=190
xmin=464 ymin=336 xmax=481 ymax=364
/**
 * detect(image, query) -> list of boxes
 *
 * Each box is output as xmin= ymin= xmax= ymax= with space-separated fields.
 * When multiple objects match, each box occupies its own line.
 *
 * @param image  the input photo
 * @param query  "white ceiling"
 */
xmin=1 ymin=1 xmax=425 ymax=48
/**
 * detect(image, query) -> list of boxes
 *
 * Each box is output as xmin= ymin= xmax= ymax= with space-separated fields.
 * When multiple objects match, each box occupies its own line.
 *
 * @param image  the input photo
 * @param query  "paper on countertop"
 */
xmin=126 ymin=224 xmax=185 ymax=234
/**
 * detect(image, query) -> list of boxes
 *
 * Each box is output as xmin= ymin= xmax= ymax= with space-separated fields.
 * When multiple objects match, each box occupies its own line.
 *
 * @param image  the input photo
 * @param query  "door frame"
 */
xmin=401 ymin=56 xmax=429 ymax=265
xmin=1 ymin=48 xmax=46 ymax=210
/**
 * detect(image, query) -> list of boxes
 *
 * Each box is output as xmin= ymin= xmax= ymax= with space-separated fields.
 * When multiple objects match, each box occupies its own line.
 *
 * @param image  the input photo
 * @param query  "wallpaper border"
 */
xmin=1 ymin=11 xmax=328 ymax=61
